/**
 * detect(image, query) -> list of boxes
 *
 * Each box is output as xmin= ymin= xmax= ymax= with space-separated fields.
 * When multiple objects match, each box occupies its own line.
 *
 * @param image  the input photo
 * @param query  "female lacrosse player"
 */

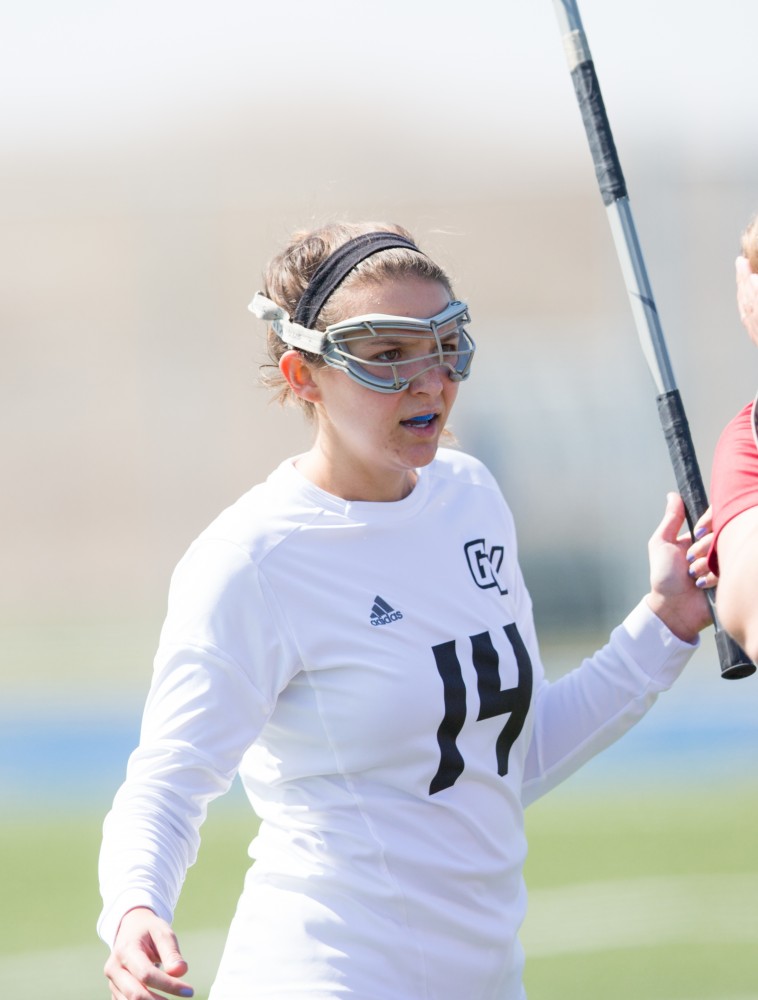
xmin=99 ymin=221 xmax=715 ymax=1000
xmin=707 ymin=212 xmax=758 ymax=661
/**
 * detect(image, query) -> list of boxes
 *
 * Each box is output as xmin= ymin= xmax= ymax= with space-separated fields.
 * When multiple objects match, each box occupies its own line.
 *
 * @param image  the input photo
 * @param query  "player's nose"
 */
xmin=408 ymin=361 xmax=447 ymax=395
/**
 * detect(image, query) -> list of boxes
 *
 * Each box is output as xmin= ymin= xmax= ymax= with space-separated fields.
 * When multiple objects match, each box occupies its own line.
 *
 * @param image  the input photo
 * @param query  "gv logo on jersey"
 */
xmin=464 ymin=539 xmax=508 ymax=595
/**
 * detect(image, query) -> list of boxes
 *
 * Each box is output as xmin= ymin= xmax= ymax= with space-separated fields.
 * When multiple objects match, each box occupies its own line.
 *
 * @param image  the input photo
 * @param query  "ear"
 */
xmin=279 ymin=350 xmax=323 ymax=403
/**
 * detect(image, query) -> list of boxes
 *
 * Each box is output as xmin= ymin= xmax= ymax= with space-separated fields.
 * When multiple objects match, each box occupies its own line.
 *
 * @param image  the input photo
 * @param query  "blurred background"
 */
xmin=3 ymin=1 xmax=758 ymax=994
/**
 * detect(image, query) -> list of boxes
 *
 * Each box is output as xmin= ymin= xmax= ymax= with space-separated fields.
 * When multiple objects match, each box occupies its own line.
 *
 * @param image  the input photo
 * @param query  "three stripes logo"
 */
xmin=370 ymin=596 xmax=404 ymax=627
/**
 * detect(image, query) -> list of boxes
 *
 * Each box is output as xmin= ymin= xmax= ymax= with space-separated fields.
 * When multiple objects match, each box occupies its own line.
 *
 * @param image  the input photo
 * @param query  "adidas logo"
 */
xmin=370 ymin=596 xmax=404 ymax=627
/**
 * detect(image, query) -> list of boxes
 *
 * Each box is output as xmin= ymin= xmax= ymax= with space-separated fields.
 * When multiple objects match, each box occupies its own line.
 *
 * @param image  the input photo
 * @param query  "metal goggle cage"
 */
xmin=249 ymin=293 xmax=475 ymax=394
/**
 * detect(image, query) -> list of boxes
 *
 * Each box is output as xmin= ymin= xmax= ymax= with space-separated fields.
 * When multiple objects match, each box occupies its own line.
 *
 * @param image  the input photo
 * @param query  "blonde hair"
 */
xmin=741 ymin=213 xmax=758 ymax=273
xmin=259 ymin=221 xmax=454 ymax=414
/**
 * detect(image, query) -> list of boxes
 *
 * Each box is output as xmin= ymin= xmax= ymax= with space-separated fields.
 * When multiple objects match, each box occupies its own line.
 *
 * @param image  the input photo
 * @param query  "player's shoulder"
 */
xmin=429 ymin=447 xmax=501 ymax=491
xmin=186 ymin=460 xmax=315 ymax=565
xmin=715 ymin=401 xmax=756 ymax=460
xmin=721 ymin=400 xmax=753 ymax=436
xmin=429 ymin=448 xmax=518 ymax=553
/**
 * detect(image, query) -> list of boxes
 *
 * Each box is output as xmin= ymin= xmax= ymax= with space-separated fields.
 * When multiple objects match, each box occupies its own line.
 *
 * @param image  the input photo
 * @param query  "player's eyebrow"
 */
xmin=369 ymin=329 xmax=458 ymax=343
xmin=350 ymin=334 xmax=429 ymax=349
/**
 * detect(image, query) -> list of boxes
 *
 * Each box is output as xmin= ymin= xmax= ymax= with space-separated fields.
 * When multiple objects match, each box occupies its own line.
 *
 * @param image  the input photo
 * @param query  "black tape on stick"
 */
xmin=570 ymin=62 xmax=627 ymax=206
xmin=656 ymin=389 xmax=708 ymax=531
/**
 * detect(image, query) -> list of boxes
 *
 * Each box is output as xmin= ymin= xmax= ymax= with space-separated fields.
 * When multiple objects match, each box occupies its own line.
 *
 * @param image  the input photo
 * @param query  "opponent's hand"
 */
xmin=104 ymin=907 xmax=193 ymax=999
xmin=736 ymin=254 xmax=758 ymax=347
xmin=645 ymin=493 xmax=714 ymax=644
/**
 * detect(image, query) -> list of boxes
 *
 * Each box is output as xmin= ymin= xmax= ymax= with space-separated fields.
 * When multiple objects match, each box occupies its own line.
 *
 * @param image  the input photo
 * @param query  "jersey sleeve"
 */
xmin=521 ymin=599 xmax=698 ymax=806
xmin=97 ymin=537 xmax=296 ymax=947
xmin=707 ymin=402 xmax=758 ymax=574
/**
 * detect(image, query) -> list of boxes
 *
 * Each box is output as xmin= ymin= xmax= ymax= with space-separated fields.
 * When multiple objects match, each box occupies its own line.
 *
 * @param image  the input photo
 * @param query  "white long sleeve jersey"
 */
xmin=98 ymin=449 xmax=697 ymax=999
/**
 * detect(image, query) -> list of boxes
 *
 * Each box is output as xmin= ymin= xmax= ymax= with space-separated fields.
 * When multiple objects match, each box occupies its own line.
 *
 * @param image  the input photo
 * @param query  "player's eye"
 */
xmin=374 ymin=347 xmax=403 ymax=363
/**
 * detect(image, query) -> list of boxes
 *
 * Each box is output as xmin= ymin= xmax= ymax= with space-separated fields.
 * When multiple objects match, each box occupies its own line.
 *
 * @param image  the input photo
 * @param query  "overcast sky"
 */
xmin=4 ymin=0 xmax=758 ymax=161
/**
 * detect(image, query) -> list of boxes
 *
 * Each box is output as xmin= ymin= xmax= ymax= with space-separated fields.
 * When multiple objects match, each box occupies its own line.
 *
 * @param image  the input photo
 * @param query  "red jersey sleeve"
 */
xmin=707 ymin=401 xmax=758 ymax=574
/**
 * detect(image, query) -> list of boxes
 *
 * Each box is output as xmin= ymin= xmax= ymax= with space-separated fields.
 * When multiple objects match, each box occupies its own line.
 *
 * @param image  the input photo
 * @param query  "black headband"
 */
xmin=292 ymin=231 xmax=422 ymax=329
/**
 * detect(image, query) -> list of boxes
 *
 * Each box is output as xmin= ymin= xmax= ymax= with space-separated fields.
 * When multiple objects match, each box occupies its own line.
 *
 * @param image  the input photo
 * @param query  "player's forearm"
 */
xmin=97 ymin=727 xmax=240 ymax=947
xmin=521 ymin=599 xmax=696 ymax=805
xmin=98 ymin=781 xmax=202 ymax=946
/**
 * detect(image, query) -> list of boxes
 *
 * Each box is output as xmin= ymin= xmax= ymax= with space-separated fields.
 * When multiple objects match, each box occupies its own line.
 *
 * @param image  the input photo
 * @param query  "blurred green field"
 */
xmin=3 ymin=782 xmax=758 ymax=999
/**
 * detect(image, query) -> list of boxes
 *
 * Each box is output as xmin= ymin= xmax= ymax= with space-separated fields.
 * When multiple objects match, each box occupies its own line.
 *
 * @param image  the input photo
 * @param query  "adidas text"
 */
xmin=371 ymin=610 xmax=404 ymax=627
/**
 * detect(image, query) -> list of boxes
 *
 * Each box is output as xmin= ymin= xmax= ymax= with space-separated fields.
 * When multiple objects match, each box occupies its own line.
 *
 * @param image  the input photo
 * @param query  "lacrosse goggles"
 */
xmin=249 ymin=292 xmax=476 ymax=394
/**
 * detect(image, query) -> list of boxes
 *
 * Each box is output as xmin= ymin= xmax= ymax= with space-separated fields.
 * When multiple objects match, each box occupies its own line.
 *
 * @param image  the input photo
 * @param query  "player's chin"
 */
xmin=406 ymin=435 xmax=445 ymax=470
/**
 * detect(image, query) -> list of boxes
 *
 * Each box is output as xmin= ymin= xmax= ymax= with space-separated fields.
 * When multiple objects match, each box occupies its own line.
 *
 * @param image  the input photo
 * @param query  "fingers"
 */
xmin=651 ymin=492 xmax=695 ymax=555
xmin=647 ymin=493 xmax=715 ymax=641
xmin=105 ymin=950 xmax=194 ymax=1000
xmin=651 ymin=491 xmax=686 ymax=546
xmin=687 ymin=504 xmax=716 ymax=590
xmin=151 ymin=923 xmax=190 ymax=979
xmin=652 ymin=495 xmax=715 ymax=589
xmin=692 ymin=503 xmax=712 ymax=539
xmin=686 ymin=551 xmax=716 ymax=590
xmin=104 ymin=921 xmax=193 ymax=1000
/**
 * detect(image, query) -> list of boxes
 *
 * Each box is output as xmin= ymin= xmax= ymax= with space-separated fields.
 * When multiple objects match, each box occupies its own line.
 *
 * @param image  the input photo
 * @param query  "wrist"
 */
xmin=645 ymin=592 xmax=700 ymax=645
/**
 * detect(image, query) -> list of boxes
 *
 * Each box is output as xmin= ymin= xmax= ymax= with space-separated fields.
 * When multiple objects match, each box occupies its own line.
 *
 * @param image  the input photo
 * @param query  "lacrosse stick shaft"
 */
xmin=552 ymin=0 xmax=755 ymax=678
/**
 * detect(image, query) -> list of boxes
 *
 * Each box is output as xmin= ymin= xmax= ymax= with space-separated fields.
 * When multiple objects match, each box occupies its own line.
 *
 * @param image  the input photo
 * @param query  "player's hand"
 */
xmin=104 ymin=907 xmax=193 ymax=999
xmin=645 ymin=493 xmax=714 ymax=644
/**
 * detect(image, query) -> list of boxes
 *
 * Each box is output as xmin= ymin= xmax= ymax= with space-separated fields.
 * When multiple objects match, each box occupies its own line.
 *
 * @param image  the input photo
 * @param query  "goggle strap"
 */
xmin=248 ymin=292 xmax=327 ymax=353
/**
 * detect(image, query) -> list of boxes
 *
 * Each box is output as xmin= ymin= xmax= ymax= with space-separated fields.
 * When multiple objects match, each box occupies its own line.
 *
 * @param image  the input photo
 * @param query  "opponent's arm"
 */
xmin=710 ymin=258 xmax=758 ymax=658
xmin=713 ymin=507 xmax=758 ymax=664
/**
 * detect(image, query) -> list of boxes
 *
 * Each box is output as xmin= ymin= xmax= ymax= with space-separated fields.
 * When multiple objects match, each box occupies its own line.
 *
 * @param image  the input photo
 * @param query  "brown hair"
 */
xmin=258 ymin=221 xmax=455 ymax=413
xmin=741 ymin=213 xmax=758 ymax=273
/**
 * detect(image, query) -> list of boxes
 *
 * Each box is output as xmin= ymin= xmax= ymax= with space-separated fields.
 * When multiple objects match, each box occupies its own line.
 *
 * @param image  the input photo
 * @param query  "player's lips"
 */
xmin=400 ymin=412 xmax=439 ymax=429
